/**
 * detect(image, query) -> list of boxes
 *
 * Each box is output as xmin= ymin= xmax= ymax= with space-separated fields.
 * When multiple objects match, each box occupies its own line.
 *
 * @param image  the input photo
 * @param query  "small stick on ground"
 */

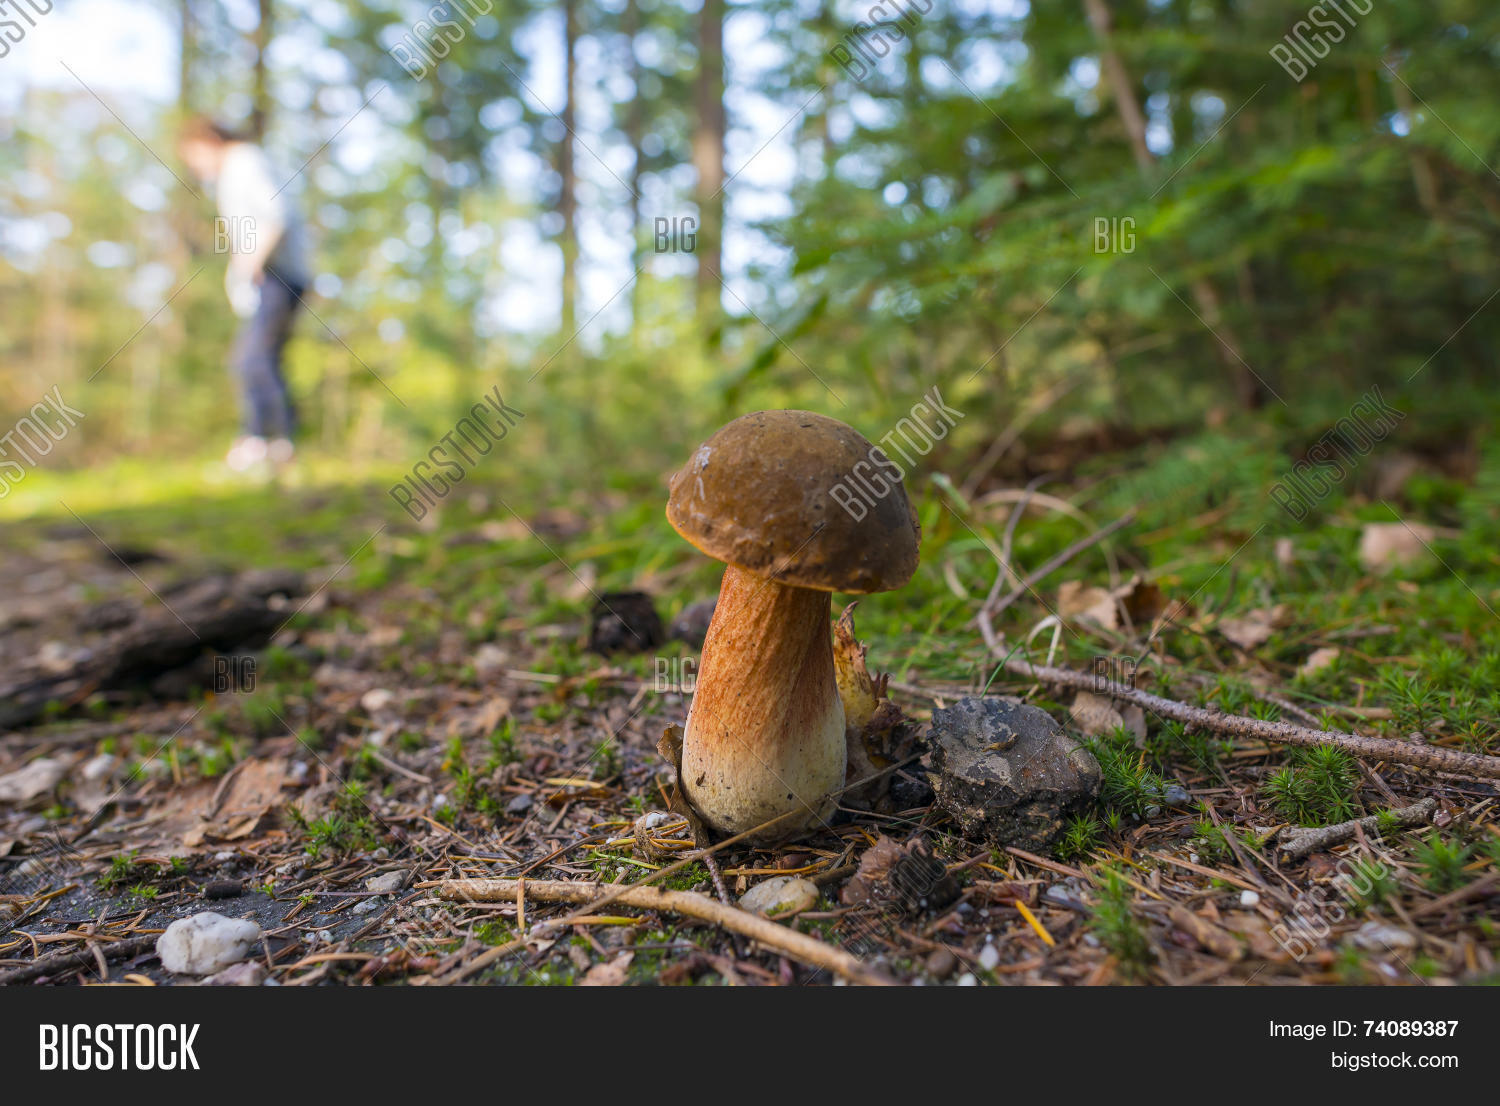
xmin=1000 ymin=658 xmax=1500 ymax=780
xmin=1278 ymin=798 xmax=1437 ymax=860
xmin=429 ymin=878 xmax=891 ymax=986
xmin=703 ymin=852 xmax=732 ymax=906
xmin=0 ymin=933 xmax=157 ymax=986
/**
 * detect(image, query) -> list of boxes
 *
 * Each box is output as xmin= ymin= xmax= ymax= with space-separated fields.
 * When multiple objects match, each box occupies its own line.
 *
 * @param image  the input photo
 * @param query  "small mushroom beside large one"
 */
xmin=665 ymin=410 xmax=920 ymax=839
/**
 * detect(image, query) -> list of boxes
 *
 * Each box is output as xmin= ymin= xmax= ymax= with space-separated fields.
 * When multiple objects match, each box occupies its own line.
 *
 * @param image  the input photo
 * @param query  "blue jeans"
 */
xmin=232 ymin=268 xmax=303 ymax=438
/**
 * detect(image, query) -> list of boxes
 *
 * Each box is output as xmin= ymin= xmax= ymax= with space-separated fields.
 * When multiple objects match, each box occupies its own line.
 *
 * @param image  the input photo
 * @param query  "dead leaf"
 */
xmin=463 ymin=695 xmax=512 ymax=738
xmin=579 ymin=951 xmax=634 ymax=986
xmin=0 ymin=758 xmax=69 ymax=804
xmin=833 ymin=603 xmax=882 ymax=734
xmin=1069 ymin=691 xmax=1124 ymax=737
xmin=1217 ymin=605 xmax=1288 ymax=651
xmin=1358 ymin=521 xmax=1435 ymax=572
xmin=183 ymin=757 xmax=289 ymax=847
xmin=1297 ymin=647 xmax=1340 ymax=679
xmin=1058 ymin=581 xmax=1119 ymax=630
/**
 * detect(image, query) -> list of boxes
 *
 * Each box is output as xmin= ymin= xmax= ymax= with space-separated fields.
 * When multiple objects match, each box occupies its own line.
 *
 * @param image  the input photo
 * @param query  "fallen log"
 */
xmin=0 ymin=569 xmax=304 ymax=729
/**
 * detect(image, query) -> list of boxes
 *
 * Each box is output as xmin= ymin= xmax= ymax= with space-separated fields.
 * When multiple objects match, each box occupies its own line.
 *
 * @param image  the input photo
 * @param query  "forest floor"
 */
xmin=2 ymin=406 xmax=1499 ymax=986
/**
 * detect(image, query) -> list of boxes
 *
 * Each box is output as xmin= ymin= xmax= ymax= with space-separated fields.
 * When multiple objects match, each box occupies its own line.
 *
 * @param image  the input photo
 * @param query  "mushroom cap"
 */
xmin=667 ymin=410 xmax=921 ymax=594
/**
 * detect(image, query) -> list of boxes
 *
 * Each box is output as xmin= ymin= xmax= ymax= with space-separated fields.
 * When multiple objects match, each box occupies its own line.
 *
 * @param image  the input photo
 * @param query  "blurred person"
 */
xmin=177 ymin=117 xmax=311 ymax=473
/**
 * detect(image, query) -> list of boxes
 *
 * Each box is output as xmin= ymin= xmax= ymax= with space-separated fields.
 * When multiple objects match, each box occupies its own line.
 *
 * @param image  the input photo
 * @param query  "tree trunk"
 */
xmin=178 ymin=0 xmax=195 ymax=111
xmin=251 ymin=0 xmax=273 ymax=139
xmin=559 ymin=0 xmax=580 ymax=338
xmin=624 ymin=0 xmax=644 ymax=325
xmin=692 ymin=0 xmax=725 ymax=318
xmin=1081 ymin=0 xmax=1264 ymax=408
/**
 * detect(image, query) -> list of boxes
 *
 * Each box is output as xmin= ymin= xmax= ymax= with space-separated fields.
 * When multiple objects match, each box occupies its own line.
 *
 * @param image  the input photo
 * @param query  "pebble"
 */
xmin=352 ymin=897 xmax=382 ymax=915
xmin=739 ymin=876 xmax=820 ymax=918
xmin=505 ymin=793 xmax=533 ymax=815
xmin=1164 ymin=784 xmax=1192 ymax=808
xmin=1240 ymin=890 xmax=1261 ymax=908
xmin=213 ymin=851 xmax=236 ymax=863
xmin=156 ymin=913 xmax=262 ymax=975
xmin=978 ymin=942 xmax=1000 ymax=970
xmin=80 ymin=754 xmax=118 ymax=783
xmin=926 ymin=947 xmax=958 ymax=978
xmin=203 ymin=961 xmax=266 ymax=987
xmin=1353 ymin=921 xmax=1417 ymax=952
xmin=366 ymin=871 xmax=405 ymax=895
xmin=361 ymin=688 xmax=396 ymax=713
xmin=956 ymin=973 xmax=979 ymax=986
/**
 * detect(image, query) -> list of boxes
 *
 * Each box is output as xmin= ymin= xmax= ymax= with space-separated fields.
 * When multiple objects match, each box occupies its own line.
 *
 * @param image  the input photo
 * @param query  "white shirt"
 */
xmin=216 ymin=143 xmax=311 ymax=316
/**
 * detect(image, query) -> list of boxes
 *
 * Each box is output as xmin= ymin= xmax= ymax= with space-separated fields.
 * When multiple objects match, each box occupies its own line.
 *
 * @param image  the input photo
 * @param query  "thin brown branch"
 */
xmin=428 ymin=878 xmax=891 ymax=986
xmin=1001 ymin=658 xmax=1500 ymax=780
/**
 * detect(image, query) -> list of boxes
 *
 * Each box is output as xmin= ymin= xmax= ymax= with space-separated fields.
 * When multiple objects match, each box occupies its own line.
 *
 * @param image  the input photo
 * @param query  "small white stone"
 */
xmin=361 ymin=688 xmax=396 ymax=713
xmin=978 ymin=943 xmax=1000 ymax=970
xmin=156 ymin=912 xmax=261 ymax=975
xmin=352 ymin=897 xmax=382 ymax=915
xmin=739 ymin=876 xmax=819 ymax=918
xmin=956 ymin=973 xmax=979 ymax=986
xmin=1353 ymin=921 xmax=1417 ymax=951
xmin=1240 ymin=890 xmax=1261 ymax=908
xmin=366 ymin=871 xmax=405 ymax=895
xmin=80 ymin=754 xmax=118 ymax=783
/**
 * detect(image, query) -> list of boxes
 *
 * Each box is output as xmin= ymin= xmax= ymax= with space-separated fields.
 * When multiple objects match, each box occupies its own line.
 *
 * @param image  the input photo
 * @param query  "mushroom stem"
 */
xmin=683 ymin=563 xmax=846 ymax=838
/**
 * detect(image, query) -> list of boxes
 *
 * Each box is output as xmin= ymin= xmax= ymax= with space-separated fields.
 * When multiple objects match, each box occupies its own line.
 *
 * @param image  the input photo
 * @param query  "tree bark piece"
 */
xmin=0 ymin=569 xmax=303 ymax=728
xmin=1277 ymin=798 xmax=1437 ymax=860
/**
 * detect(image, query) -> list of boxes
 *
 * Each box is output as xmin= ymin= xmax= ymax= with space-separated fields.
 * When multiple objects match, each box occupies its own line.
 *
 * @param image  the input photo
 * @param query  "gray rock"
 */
xmin=925 ymin=947 xmax=958 ymax=978
xmin=156 ymin=912 xmax=261 ymax=975
xmin=365 ymin=871 xmax=406 ymax=895
xmin=1164 ymin=784 xmax=1192 ymax=808
xmin=739 ymin=876 xmax=819 ymax=918
xmin=927 ymin=697 xmax=1101 ymax=852
xmin=1353 ymin=921 xmax=1416 ymax=951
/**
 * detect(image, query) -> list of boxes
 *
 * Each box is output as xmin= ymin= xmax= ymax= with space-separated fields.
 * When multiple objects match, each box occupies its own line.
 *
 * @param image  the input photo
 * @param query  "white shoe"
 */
xmin=226 ymin=436 xmax=269 ymax=472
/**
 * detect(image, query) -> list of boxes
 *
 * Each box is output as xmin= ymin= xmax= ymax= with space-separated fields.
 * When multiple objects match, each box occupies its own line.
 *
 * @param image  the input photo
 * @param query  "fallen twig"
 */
xmin=0 ymin=933 xmax=157 ymax=986
xmin=428 ymin=878 xmax=891 ymax=986
xmin=1000 ymin=658 xmax=1500 ymax=780
xmin=1278 ymin=798 xmax=1437 ymax=860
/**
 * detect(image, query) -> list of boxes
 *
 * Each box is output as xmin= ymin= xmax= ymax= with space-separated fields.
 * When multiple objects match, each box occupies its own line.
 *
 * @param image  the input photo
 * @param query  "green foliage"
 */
xmin=1086 ymin=728 xmax=1169 ymax=819
xmin=1413 ymin=834 xmax=1474 ymax=893
xmin=1056 ymin=814 xmax=1102 ymax=862
xmin=1088 ymin=866 xmax=1153 ymax=980
xmin=1261 ymin=745 xmax=1360 ymax=827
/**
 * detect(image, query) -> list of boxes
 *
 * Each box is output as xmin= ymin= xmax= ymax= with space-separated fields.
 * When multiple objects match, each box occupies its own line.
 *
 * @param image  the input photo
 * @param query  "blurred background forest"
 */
xmin=3 ymin=0 xmax=1497 ymax=504
xmin=4 ymin=0 xmax=1500 ymax=991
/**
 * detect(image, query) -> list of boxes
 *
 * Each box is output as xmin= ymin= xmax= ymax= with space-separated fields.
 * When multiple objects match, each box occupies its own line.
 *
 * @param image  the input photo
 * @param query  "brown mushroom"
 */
xmin=666 ymin=410 xmax=920 ymax=838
